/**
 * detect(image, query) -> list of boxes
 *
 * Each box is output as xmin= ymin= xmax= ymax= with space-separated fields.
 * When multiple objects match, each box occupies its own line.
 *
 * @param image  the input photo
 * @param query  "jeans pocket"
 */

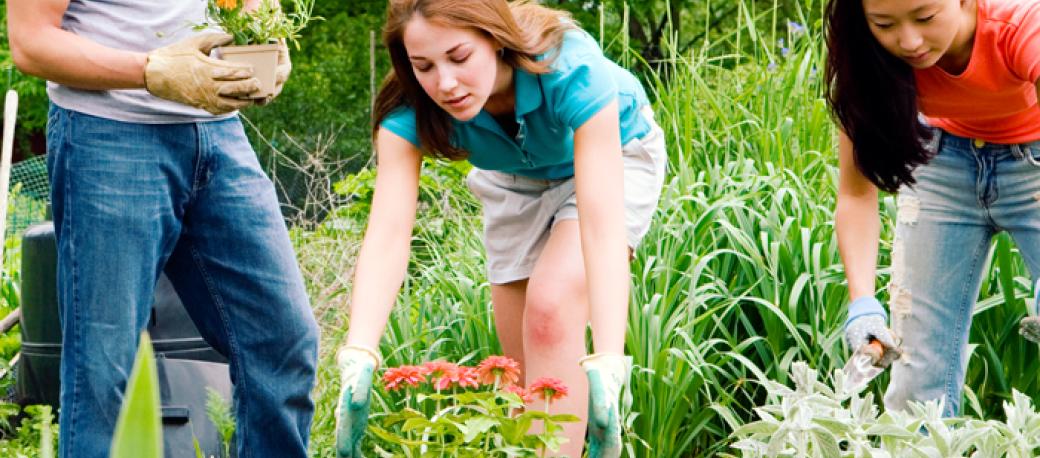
xmin=46 ymin=105 xmax=67 ymax=157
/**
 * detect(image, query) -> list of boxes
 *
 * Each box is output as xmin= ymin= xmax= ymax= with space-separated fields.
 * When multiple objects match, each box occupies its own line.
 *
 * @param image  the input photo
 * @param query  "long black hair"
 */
xmin=825 ymin=0 xmax=934 ymax=193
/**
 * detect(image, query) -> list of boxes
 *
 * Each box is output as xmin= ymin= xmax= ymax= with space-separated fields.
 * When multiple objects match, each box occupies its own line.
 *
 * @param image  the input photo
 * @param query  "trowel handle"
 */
xmin=863 ymin=340 xmax=885 ymax=365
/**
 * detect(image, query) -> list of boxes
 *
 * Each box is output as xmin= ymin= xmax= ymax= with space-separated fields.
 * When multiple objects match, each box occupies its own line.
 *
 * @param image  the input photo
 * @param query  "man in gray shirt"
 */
xmin=7 ymin=1 xmax=319 ymax=457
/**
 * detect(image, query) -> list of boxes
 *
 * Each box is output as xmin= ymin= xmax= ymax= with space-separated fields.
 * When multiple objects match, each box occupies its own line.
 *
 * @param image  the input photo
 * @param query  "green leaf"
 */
xmin=730 ymin=420 xmax=779 ymax=437
xmin=109 ymin=332 xmax=162 ymax=458
xmin=460 ymin=417 xmax=497 ymax=443
xmin=547 ymin=414 xmax=581 ymax=423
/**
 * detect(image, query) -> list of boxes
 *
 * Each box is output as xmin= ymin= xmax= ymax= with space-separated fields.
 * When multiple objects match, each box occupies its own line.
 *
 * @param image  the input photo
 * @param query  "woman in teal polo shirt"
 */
xmin=333 ymin=1 xmax=666 ymax=456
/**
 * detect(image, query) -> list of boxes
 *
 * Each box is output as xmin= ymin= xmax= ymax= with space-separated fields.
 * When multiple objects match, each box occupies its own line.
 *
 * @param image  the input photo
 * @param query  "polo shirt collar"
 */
xmin=514 ymin=68 xmax=542 ymax=117
xmin=461 ymin=67 xmax=541 ymax=131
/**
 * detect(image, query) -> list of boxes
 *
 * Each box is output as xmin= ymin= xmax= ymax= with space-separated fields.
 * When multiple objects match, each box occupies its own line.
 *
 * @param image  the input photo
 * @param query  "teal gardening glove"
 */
xmin=335 ymin=345 xmax=381 ymax=457
xmin=580 ymin=353 xmax=631 ymax=458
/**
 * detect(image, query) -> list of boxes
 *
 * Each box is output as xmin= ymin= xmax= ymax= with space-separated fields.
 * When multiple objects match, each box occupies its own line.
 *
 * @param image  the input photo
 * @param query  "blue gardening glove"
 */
xmin=580 ymin=353 xmax=631 ymax=458
xmin=1019 ymin=279 xmax=1040 ymax=342
xmin=844 ymin=296 xmax=900 ymax=366
xmin=335 ymin=345 xmax=380 ymax=458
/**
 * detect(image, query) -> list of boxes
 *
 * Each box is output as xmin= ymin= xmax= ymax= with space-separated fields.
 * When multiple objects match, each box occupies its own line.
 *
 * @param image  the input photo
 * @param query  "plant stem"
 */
xmin=540 ymin=399 xmax=551 ymax=458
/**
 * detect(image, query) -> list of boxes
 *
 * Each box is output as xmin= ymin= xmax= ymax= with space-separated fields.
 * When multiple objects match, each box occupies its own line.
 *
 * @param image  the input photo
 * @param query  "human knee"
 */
xmin=294 ymin=313 xmax=321 ymax=368
xmin=271 ymin=308 xmax=321 ymax=378
xmin=523 ymin=289 xmax=576 ymax=348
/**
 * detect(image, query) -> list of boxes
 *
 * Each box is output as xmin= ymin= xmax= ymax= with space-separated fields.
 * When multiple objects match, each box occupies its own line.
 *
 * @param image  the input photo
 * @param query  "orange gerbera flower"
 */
xmin=382 ymin=365 xmax=426 ymax=391
xmin=215 ymin=0 xmax=238 ymax=10
xmin=476 ymin=355 xmax=521 ymax=386
xmin=528 ymin=377 xmax=569 ymax=402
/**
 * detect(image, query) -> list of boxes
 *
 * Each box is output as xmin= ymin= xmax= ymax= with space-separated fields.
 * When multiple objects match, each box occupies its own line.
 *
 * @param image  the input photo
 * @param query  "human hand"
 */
xmin=144 ymin=33 xmax=259 ymax=114
xmin=844 ymin=296 xmax=899 ymax=367
xmin=335 ymin=345 xmax=380 ymax=458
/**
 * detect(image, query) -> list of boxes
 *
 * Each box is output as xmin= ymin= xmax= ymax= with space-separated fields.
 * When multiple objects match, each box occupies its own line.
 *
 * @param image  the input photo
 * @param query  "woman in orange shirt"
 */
xmin=827 ymin=0 xmax=1040 ymax=416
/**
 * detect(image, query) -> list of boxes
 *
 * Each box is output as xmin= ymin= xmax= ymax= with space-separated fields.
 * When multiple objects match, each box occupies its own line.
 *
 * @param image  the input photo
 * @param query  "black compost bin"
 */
xmin=16 ymin=221 xmax=236 ymax=457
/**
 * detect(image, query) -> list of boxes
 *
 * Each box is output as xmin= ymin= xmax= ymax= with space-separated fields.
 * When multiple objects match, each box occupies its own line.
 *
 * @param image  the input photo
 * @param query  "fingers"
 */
xmin=206 ymin=57 xmax=255 ymax=81
xmin=872 ymin=328 xmax=898 ymax=349
xmin=351 ymin=368 xmax=373 ymax=405
xmin=210 ymin=65 xmax=254 ymax=82
xmin=275 ymin=39 xmax=292 ymax=86
xmin=1020 ymin=317 xmax=1040 ymax=343
xmin=275 ymin=63 xmax=291 ymax=85
xmin=194 ymin=33 xmax=235 ymax=54
xmin=217 ymin=78 xmax=261 ymax=98
xmin=277 ymin=38 xmax=291 ymax=61
xmin=203 ymin=96 xmax=252 ymax=115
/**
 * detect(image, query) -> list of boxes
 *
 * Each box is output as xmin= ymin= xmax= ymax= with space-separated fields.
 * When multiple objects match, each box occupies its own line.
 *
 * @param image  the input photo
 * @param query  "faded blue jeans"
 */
xmin=884 ymin=128 xmax=1040 ymax=417
xmin=46 ymin=105 xmax=319 ymax=458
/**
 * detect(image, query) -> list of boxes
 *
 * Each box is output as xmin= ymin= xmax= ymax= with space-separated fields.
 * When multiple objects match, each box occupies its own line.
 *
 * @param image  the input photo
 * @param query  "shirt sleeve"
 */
xmin=378 ymin=106 xmax=421 ymax=148
xmin=541 ymin=32 xmax=618 ymax=130
xmin=1008 ymin=1 xmax=1040 ymax=83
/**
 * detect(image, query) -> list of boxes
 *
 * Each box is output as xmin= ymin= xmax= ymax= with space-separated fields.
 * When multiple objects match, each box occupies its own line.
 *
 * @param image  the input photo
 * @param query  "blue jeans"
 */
xmin=884 ymin=129 xmax=1040 ymax=416
xmin=46 ymin=105 xmax=319 ymax=458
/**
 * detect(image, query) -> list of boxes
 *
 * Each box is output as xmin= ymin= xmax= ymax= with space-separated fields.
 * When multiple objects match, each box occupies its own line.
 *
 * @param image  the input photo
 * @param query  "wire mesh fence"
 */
xmin=7 ymin=155 xmax=49 ymax=238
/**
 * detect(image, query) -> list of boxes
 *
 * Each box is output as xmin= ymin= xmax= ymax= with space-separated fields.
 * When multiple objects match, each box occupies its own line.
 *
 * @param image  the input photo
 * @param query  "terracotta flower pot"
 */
xmin=215 ymin=43 xmax=280 ymax=99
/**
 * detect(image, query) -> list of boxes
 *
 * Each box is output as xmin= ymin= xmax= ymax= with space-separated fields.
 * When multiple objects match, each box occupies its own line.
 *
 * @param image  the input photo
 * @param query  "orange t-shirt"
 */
xmin=916 ymin=0 xmax=1040 ymax=144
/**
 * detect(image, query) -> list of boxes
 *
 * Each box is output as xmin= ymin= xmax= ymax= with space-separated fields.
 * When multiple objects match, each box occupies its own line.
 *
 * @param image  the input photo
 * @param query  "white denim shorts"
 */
xmin=465 ymin=106 xmax=667 ymax=284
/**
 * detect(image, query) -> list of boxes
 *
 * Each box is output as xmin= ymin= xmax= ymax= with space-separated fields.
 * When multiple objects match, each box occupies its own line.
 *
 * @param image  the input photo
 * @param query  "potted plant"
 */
xmin=201 ymin=0 xmax=317 ymax=99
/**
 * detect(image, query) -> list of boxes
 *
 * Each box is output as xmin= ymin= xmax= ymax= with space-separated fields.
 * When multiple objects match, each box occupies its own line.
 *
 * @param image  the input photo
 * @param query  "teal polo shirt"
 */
xmin=380 ymin=29 xmax=651 ymax=180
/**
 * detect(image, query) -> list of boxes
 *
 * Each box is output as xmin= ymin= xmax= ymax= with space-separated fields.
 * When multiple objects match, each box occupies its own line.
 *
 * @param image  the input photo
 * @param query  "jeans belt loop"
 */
xmin=1011 ymin=143 xmax=1024 ymax=160
xmin=1024 ymin=144 xmax=1040 ymax=167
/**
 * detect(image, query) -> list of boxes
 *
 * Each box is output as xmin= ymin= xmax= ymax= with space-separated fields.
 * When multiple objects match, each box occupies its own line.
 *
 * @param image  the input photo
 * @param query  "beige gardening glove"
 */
xmin=144 ymin=33 xmax=260 ymax=115
xmin=257 ymin=40 xmax=292 ymax=106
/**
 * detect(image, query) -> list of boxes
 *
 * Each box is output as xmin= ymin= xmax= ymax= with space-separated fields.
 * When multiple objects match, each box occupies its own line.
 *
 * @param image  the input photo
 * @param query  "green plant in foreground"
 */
xmin=203 ymin=0 xmax=318 ymax=48
xmin=727 ymin=362 xmax=1040 ymax=457
xmin=368 ymin=357 xmax=578 ymax=457
xmin=110 ymin=332 xmax=162 ymax=458
xmin=206 ymin=387 xmax=236 ymax=458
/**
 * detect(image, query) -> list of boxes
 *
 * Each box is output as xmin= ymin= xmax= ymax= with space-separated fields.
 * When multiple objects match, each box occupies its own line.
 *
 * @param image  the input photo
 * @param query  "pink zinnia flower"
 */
xmin=422 ymin=360 xmax=461 ymax=391
xmin=476 ymin=355 xmax=521 ymax=386
xmin=450 ymin=366 xmax=481 ymax=389
xmin=528 ymin=377 xmax=568 ymax=402
xmin=382 ymin=365 xmax=426 ymax=391
xmin=503 ymin=384 xmax=534 ymax=404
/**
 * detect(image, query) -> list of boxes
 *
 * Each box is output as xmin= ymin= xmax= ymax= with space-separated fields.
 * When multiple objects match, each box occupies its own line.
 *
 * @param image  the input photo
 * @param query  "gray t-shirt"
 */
xmin=47 ymin=0 xmax=232 ymax=123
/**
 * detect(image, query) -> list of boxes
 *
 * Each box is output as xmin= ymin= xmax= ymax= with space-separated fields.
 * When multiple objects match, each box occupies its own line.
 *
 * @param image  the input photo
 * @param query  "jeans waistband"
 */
xmin=936 ymin=130 xmax=1040 ymax=166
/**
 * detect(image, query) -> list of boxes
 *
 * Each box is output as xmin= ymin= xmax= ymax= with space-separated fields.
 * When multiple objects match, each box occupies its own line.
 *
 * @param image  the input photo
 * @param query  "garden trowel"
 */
xmin=843 ymin=340 xmax=900 ymax=393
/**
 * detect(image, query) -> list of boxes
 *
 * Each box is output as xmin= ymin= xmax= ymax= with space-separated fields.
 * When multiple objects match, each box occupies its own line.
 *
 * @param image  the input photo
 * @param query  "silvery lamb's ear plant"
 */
xmin=725 ymin=362 xmax=1040 ymax=458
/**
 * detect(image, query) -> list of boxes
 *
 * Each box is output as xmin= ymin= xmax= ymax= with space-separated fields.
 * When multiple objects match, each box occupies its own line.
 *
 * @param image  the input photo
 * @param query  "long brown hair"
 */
xmin=824 ymin=0 xmax=934 ymax=192
xmin=372 ymin=0 xmax=576 ymax=160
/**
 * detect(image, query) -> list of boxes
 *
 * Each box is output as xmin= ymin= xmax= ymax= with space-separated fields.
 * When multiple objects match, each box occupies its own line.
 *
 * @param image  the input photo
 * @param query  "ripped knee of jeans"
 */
xmin=896 ymin=195 xmax=920 ymax=226
xmin=888 ymin=229 xmax=914 ymax=364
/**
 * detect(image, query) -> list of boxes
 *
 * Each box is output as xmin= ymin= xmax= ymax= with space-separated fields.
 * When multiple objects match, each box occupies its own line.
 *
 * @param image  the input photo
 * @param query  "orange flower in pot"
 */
xmin=201 ymin=0 xmax=318 ymax=99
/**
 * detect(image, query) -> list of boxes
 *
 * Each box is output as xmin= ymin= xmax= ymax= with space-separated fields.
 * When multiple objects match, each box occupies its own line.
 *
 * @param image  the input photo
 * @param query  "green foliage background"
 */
xmin=5 ymin=1 xmax=1039 ymax=457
